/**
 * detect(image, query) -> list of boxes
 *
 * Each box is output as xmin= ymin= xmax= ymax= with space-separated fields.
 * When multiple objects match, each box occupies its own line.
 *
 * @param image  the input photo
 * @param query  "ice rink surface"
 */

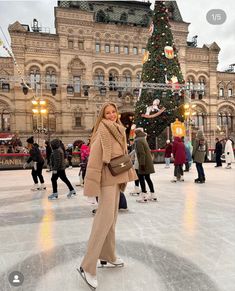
xmin=0 ymin=163 xmax=234 ymax=291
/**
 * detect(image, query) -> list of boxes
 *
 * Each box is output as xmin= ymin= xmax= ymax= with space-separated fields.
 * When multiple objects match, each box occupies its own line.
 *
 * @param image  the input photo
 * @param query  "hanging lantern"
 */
xmin=142 ymin=51 xmax=149 ymax=64
xmin=164 ymin=46 xmax=174 ymax=59
xmin=171 ymin=119 xmax=186 ymax=137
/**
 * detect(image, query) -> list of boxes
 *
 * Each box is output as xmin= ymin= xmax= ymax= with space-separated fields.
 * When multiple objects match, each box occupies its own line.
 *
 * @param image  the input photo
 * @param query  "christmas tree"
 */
xmin=135 ymin=1 xmax=185 ymax=149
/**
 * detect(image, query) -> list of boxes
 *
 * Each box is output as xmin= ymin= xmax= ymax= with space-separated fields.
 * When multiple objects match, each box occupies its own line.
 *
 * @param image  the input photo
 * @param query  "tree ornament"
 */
xmin=164 ymin=46 xmax=174 ymax=59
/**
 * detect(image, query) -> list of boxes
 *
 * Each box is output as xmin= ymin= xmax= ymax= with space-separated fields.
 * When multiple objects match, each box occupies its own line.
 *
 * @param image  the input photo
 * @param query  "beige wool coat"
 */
xmin=83 ymin=120 xmax=137 ymax=197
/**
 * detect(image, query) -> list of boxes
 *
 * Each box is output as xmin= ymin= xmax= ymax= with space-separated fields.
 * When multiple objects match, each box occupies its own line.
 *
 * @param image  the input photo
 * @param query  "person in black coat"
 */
xmin=23 ymin=136 xmax=46 ymax=191
xmin=48 ymin=139 xmax=76 ymax=200
xmin=214 ymin=138 xmax=223 ymax=167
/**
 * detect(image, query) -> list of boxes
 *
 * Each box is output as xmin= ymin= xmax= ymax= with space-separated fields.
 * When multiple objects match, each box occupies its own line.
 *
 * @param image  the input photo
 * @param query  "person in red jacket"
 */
xmin=171 ymin=136 xmax=186 ymax=182
xmin=164 ymin=139 xmax=172 ymax=168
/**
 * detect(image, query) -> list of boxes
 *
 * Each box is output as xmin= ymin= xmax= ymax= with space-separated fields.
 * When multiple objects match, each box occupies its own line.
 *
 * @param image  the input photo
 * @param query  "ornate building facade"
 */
xmin=0 ymin=0 xmax=234 ymax=147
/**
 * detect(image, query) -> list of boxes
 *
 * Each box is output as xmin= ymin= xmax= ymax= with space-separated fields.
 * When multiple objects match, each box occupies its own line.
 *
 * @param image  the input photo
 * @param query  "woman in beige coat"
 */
xmin=78 ymin=102 xmax=137 ymax=290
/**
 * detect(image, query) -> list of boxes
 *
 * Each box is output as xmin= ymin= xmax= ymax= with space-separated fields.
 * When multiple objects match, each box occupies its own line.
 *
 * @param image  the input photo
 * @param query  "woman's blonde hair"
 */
xmin=90 ymin=102 xmax=122 ymax=143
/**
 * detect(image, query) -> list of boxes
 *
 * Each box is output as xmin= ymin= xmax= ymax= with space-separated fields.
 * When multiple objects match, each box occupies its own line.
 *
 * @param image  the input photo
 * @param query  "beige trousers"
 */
xmin=81 ymin=184 xmax=120 ymax=275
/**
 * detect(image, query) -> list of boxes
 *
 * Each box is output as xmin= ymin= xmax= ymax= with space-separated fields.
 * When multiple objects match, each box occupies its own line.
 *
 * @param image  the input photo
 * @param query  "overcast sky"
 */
xmin=0 ymin=0 xmax=234 ymax=71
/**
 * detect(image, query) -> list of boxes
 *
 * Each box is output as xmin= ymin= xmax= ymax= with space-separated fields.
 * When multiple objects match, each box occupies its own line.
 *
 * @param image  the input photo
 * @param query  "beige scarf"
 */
xmin=98 ymin=119 xmax=127 ymax=163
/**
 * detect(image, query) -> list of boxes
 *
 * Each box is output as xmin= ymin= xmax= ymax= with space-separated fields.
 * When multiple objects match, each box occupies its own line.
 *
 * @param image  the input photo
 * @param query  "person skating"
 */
xmin=182 ymin=136 xmax=192 ymax=172
xmin=171 ymin=136 xmax=186 ymax=182
xmin=23 ymin=136 xmax=46 ymax=191
xmin=164 ymin=139 xmax=172 ymax=168
xmin=134 ymin=128 xmax=156 ymax=202
xmin=48 ymin=139 xmax=76 ymax=200
xmin=214 ymin=138 xmax=223 ymax=167
xmin=192 ymin=130 xmax=209 ymax=183
xmin=80 ymin=141 xmax=90 ymax=184
xmin=78 ymin=102 xmax=137 ymax=290
xmin=224 ymin=137 xmax=234 ymax=169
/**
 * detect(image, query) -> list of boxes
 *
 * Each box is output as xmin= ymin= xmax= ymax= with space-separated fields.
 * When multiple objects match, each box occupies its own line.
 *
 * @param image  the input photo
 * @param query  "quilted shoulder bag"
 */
xmin=108 ymin=154 xmax=132 ymax=176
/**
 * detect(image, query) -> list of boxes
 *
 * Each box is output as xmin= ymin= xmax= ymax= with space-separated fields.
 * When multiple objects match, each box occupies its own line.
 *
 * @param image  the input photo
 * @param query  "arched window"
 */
xmin=0 ymin=109 xmax=10 ymax=131
xmin=186 ymin=76 xmax=195 ymax=99
xmin=186 ymin=76 xmax=195 ymax=90
xmin=108 ymin=70 xmax=118 ymax=91
xmin=73 ymin=76 xmax=81 ymax=93
xmin=123 ymin=71 xmax=132 ymax=89
xmin=228 ymin=88 xmax=233 ymax=97
xmin=94 ymin=69 xmax=105 ymax=88
xmin=192 ymin=113 xmax=205 ymax=128
xmin=198 ymin=77 xmax=206 ymax=99
xmin=120 ymin=13 xmax=128 ymax=22
xmin=29 ymin=66 xmax=41 ymax=91
xmin=219 ymin=88 xmax=224 ymax=97
xmin=198 ymin=77 xmax=206 ymax=91
xmin=45 ymin=67 xmax=57 ymax=90
xmin=96 ymin=10 xmax=106 ymax=23
xmin=191 ymin=106 xmax=206 ymax=130
xmin=217 ymin=111 xmax=233 ymax=131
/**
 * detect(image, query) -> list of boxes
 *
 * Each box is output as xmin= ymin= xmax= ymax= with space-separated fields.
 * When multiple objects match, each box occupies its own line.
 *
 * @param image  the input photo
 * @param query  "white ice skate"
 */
xmin=148 ymin=192 xmax=158 ymax=202
xmin=39 ymin=183 xmax=46 ymax=190
xmin=136 ymin=192 xmax=148 ymax=203
xmin=31 ymin=184 xmax=40 ymax=191
xmin=225 ymin=165 xmax=232 ymax=169
xmin=77 ymin=267 xmax=97 ymax=290
xmin=98 ymin=257 xmax=124 ymax=268
xmin=129 ymin=186 xmax=141 ymax=196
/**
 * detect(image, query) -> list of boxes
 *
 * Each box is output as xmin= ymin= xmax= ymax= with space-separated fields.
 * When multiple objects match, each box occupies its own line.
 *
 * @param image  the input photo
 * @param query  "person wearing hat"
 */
xmin=164 ymin=139 xmax=172 ymax=168
xmin=48 ymin=139 xmax=76 ymax=200
xmin=134 ymin=128 xmax=156 ymax=202
xmin=192 ymin=130 xmax=209 ymax=183
xmin=23 ymin=136 xmax=46 ymax=191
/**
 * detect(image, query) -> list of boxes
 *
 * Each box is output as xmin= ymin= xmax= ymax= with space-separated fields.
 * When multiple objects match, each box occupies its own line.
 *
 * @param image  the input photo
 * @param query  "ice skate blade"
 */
xmin=136 ymin=199 xmax=148 ymax=203
xmin=77 ymin=268 xmax=96 ymax=290
xmin=98 ymin=260 xmax=124 ymax=268
xmin=148 ymin=198 xmax=158 ymax=202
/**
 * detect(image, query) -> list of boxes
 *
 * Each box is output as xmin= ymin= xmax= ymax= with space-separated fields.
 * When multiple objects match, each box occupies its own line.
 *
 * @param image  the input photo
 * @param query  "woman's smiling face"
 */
xmin=104 ymin=105 xmax=118 ymax=122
